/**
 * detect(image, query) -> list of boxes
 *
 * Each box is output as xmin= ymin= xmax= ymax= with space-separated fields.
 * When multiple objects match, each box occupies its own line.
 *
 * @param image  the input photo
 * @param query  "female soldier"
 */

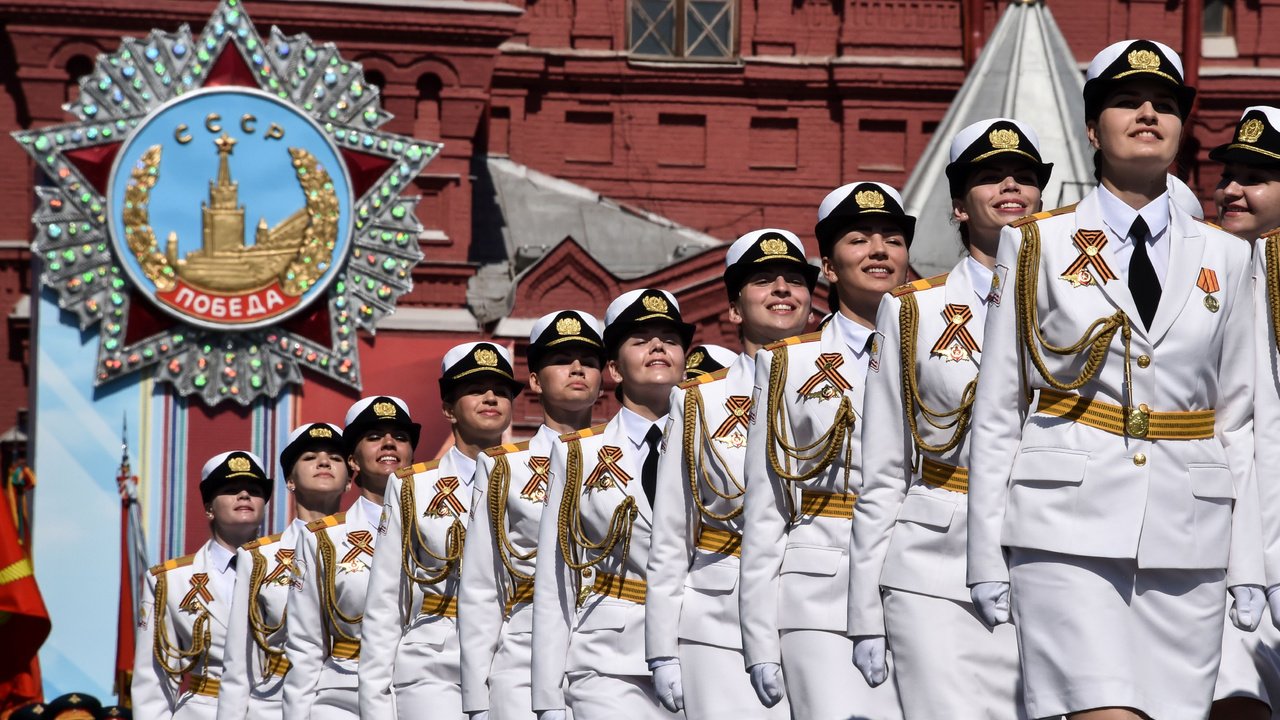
xmin=848 ymin=118 xmax=1051 ymax=719
xmin=283 ymin=396 xmax=418 ymax=719
xmin=132 ymin=451 xmax=270 ymax=719
xmin=739 ymin=183 xmax=909 ymax=720
xmin=359 ymin=343 xmax=518 ymax=719
xmin=459 ymin=311 xmax=606 ymax=720
xmin=531 ymin=289 xmax=689 ymax=720
xmin=217 ymin=423 xmax=349 ymax=720
xmin=966 ymin=40 xmax=1264 ymax=720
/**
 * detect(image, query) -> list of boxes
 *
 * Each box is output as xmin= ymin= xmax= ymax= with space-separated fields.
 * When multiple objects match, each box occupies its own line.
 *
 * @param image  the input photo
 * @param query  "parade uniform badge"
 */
xmin=585 ymin=446 xmax=630 ymax=490
xmin=337 ymin=530 xmax=375 ymax=573
xmin=1197 ymin=268 xmax=1221 ymax=313
xmin=712 ymin=396 xmax=752 ymax=449
xmin=426 ymin=477 xmax=467 ymax=518
xmin=931 ymin=304 xmax=980 ymax=362
xmin=521 ymin=457 xmax=551 ymax=503
xmin=180 ymin=573 xmax=213 ymax=615
xmin=798 ymin=353 xmax=853 ymax=400
xmin=1061 ymin=229 xmax=1118 ymax=288
xmin=264 ymin=549 xmax=296 ymax=586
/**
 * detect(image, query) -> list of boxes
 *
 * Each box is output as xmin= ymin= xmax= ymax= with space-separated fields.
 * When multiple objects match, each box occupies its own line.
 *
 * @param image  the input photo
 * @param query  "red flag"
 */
xmin=0 ymin=480 xmax=49 ymax=712
xmin=113 ymin=493 xmax=135 ymax=706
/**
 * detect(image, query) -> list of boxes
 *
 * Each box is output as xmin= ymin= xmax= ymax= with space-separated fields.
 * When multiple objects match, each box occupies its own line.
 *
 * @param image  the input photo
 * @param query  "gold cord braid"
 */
xmin=399 ymin=477 xmax=466 ymax=590
xmin=150 ymin=572 xmax=212 ymax=682
xmin=556 ymin=439 xmax=637 ymax=599
xmin=246 ymin=548 xmax=286 ymax=676
xmin=764 ymin=345 xmax=856 ymax=499
xmin=1015 ymin=221 xmax=1133 ymax=406
xmin=899 ymin=294 xmax=977 ymax=457
xmin=315 ymin=531 xmax=363 ymax=648
xmin=683 ymin=387 xmax=745 ymax=522
xmin=1266 ymin=233 xmax=1280 ymax=350
xmin=489 ymin=455 xmax=536 ymax=586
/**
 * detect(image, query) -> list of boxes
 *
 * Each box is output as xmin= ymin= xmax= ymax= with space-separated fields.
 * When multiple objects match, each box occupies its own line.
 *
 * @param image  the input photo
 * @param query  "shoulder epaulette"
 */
xmin=560 ymin=422 xmax=609 ymax=443
xmin=242 ymin=531 xmax=285 ymax=551
xmin=485 ymin=439 xmax=531 ymax=458
xmin=394 ymin=459 xmax=439 ymax=480
xmin=678 ymin=367 xmax=730 ymax=389
xmin=1194 ymin=217 xmax=1224 ymax=231
xmin=891 ymin=273 xmax=948 ymax=297
xmin=763 ymin=331 xmax=822 ymax=351
xmin=1010 ymin=203 xmax=1077 ymax=228
xmin=307 ymin=512 xmax=346 ymax=533
xmin=149 ymin=553 xmax=196 ymax=576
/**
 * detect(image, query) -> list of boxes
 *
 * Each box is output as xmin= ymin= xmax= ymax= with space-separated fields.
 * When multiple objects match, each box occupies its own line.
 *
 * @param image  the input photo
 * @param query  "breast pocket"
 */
xmin=894 ymin=492 xmax=956 ymax=531
xmin=780 ymin=545 xmax=844 ymax=577
xmin=1189 ymin=463 xmax=1235 ymax=501
xmin=685 ymin=556 xmax=738 ymax=596
xmin=1009 ymin=447 xmax=1089 ymax=487
xmin=576 ymin=601 xmax=630 ymax=634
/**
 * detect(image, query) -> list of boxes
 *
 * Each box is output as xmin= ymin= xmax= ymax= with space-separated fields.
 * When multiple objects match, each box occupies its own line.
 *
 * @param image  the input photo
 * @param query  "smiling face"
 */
xmin=607 ymin=323 xmax=685 ymax=396
xmin=207 ymin=480 xmax=267 ymax=534
xmin=1215 ymin=162 xmax=1280 ymax=240
xmin=348 ymin=425 xmax=414 ymax=494
xmin=530 ymin=347 xmax=603 ymax=414
xmin=730 ymin=267 xmax=813 ymax=347
xmin=1087 ymin=78 xmax=1183 ymax=179
xmin=443 ymin=377 xmax=514 ymax=447
xmin=821 ymin=217 xmax=909 ymax=316
xmin=953 ymin=158 xmax=1043 ymax=247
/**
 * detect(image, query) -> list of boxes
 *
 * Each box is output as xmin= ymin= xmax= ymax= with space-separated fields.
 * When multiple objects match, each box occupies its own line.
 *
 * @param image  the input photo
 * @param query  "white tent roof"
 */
xmin=902 ymin=0 xmax=1093 ymax=277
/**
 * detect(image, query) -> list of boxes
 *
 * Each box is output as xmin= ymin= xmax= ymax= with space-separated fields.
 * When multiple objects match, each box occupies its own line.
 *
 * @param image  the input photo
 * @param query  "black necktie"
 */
xmin=1128 ymin=216 xmax=1161 ymax=329
xmin=642 ymin=425 xmax=662 ymax=507
xmin=228 ymin=555 xmax=238 ymax=571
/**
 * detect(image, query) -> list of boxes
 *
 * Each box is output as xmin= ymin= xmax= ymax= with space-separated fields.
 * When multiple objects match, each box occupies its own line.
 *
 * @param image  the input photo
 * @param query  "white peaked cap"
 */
xmin=202 ymin=450 xmax=266 ymax=481
xmin=817 ymin=182 xmax=905 ymax=222
xmin=529 ymin=310 xmax=604 ymax=343
xmin=698 ymin=344 xmax=738 ymax=367
xmin=1087 ymin=39 xmax=1184 ymax=82
xmin=442 ymin=341 xmax=513 ymax=373
xmin=285 ymin=422 xmax=343 ymax=446
xmin=725 ymin=228 xmax=806 ymax=266
xmin=948 ymin=118 xmax=1045 ymax=162
xmin=605 ymin=289 xmax=681 ymax=327
xmin=344 ymin=395 xmax=411 ymax=426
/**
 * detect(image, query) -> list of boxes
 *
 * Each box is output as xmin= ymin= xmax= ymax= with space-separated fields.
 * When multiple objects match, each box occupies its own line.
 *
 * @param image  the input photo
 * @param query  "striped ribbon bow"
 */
xmin=586 ymin=446 xmax=631 ymax=488
xmin=263 ymin=549 xmax=295 ymax=585
xmin=341 ymin=531 xmax=375 ymax=564
xmin=522 ymin=456 xmax=551 ymax=499
xmin=1060 ymin=229 xmax=1117 ymax=286
xmin=797 ymin=353 xmax=853 ymax=397
xmin=427 ymin=477 xmax=467 ymax=517
xmin=930 ymin=304 xmax=980 ymax=358
xmin=712 ymin=396 xmax=753 ymax=439
xmin=181 ymin=573 xmax=213 ymax=609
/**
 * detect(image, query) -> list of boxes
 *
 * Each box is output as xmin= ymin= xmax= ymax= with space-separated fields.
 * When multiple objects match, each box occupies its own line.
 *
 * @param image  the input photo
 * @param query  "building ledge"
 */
xmin=375 ymin=307 xmax=479 ymax=332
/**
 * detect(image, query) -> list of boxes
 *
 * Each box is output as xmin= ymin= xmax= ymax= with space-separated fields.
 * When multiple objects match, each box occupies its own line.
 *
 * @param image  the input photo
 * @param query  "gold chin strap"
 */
xmin=556 ymin=438 xmax=637 ymax=606
xmin=315 ymin=531 xmax=364 ymax=652
xmin=899 ymin=293 xmax=977 ymax=468
xmin=1015 ymin=221 xmax=1133 ymax=408
xmin=246 ymin=548 xmax=287 ymax=679
xmin=488 ymin=455 xmax=537 ymax=608
xmin=1267 ymin=233 xmax=1280 ymax=350
xmin=151 ymin=573 xmax=212 ymax=683
xmin=400 ymin=478 xmax=465 ymax=620
xmin=683 ymin=387 xmax=746 ymax=523
xmin=765 ymin=344 xmax=856 ymax=514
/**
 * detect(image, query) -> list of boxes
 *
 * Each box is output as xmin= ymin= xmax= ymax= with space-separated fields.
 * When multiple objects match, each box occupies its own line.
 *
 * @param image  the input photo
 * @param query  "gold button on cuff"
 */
xmin=1133 ymin=453 xmax=1147 ymax=467
xmin=1137 ymin=355 xmax=1151 ymax=368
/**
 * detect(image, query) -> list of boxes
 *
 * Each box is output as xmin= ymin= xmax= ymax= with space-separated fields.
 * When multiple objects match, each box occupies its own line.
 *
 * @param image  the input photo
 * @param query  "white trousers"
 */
xmin=1009 ymin=549 xmax=1226 ymax=720
xmin=1214 ymin=604 xmax=1280 ymax=711
xmin=678 ymin=640 xmax=789 ymax=720
xmin=244 ymin=697 xmax=283 ymax=720
xmin=779 ymin=629 xmax=903 ymax=720
xmin=489 ymin=627 xmax=535 ymax=720
xmin=174 ymin=696 xmax=218 ymax=720
xmin=883 ymin=589 xmax=1025 ymax=720
xmin=309 ymin=686 xmax=360 ymax=720
xmin=566 ymin=669 xmax=678 ymax=720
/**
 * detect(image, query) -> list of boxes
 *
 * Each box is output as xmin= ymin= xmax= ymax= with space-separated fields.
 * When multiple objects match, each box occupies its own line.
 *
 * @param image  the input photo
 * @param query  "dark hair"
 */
xmin=957 ymin=218 xmax=971 ymax=249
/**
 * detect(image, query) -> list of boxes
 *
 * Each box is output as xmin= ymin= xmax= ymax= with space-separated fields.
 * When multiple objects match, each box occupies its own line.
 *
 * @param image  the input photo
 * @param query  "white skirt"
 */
xmin=678 ymin=640 xmax=790 ymax=720
xmin=779 ymin=629 xmax=903 ymax=720
xmin=1009 ymin=549 xmax=1226 ymax=720
xmin=1214 ymin=604 xmax=1280 ymax=710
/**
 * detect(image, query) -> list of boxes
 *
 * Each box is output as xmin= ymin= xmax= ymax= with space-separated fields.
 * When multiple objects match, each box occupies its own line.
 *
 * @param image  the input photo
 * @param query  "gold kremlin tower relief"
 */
xmin=122 ymin=133 xmax=339 ymax=296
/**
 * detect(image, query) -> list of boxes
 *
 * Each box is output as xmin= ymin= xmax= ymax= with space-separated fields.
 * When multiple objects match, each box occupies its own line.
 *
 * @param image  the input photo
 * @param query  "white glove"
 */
xmin=650 ymin=659 xmax=684 ymax=713
xmin=851 ymin=636 xmax=888 ymax=687
xmin=971 ymin=581 xmax=1011 ymax=629
xmin=1267 ymin=585 xmax=1280 ymax=628
xmin=468 ymin=713 xmax=490 ymax=720
xmin=1230 ymin=585 xmax=1266 ymax=631
xmin=748 ymin=662 xmax=786 ymax=707
xmin=536 ymin=711 xmax=567 ymax=720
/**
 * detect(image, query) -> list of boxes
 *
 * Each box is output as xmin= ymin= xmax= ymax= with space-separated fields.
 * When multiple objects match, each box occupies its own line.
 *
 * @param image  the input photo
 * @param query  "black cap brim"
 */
xmin=343 ymin=417 xmax=422 ymax=455
xmin=1083 ymin=76 xmax=1196 ymax=120
xmin=944 ymin=156 xmax=1054 ymax=199
xmin=604 ymin=318 xmax=696 ymax=354
xmin=816 ymin=214 xmax=917 ymax=256
xmin=725 ymin=258 xmax=821 ymax=300
xmin=1209 ymin=142 xmax=1280 ymax=166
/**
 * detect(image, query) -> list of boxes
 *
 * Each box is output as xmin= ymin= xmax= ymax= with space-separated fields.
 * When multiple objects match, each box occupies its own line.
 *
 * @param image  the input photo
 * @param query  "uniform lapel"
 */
xmin=1145 ymin=209 xmax=1206 ymax=344
xmin=200 ymin=542 xmax=231 ymax=629
xmin=1073 ymin=193 xmax=1147 ymax=339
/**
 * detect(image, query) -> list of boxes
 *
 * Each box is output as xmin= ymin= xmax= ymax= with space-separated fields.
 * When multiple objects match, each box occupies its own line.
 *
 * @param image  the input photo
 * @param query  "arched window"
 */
xmin=65 ymin=55 xmax=93 ymax=105
xmin=415 ymin=73 xmax=442 ymax=141
xmin=1204 ymin=0 xmax=1233 ymax=37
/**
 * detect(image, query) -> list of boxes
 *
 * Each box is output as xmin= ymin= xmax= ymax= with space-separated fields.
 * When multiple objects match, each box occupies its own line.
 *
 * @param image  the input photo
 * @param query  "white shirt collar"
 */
xmin=209 ymin=540 xmax=237 ymax=575
xmin=966 ymin=256 xmax=995 ymax=306
xmin=1098 ymin=183 xmax=1170 ymax=242
xmin=355 ymin=494 xmax=382 ymax=529
xmin=446 ymin=445 xmax=477 ymax=486
xmin=833 ymin=311 xmax=875 ymax=356
xmin=533 ymin=424 xmax=560 ymax=451
xmin=618 ymin=405 xmax=665 ymax=450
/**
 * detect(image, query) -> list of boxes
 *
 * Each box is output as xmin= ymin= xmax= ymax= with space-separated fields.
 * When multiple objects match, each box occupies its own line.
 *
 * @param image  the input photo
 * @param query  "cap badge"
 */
xmin=556 ymin=316 xmax=582 ymax=336
xmin=373 ymin=401 xmax=397 ymax=417
xmin=686 ymin=350 xmax=704 ymax=369
xmin=228 ymin=456 xmax=252 ymax=473
xmin=642 ymin=295 xmax=670 ymax=313
xmin=759 ymin=237 xmax=790 ymax=256
xmin=1126 ymin=49 xmax=1161 ymax=71
xmin=309 ymin=426 xmax=334 ymax=438
xmin=1239 ymin=118 xmax=1266 ymax=144
xmin=855 ymin=189 xmax=885 ymax=209
xmin=988 ymin=128 xmax=1021 ymax=150
xmin=474 ymin=347 xmax=499 ymax=367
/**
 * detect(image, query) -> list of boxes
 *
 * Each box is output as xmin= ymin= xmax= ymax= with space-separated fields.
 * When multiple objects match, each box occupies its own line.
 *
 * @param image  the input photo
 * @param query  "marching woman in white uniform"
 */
xmin=739 ymin=183 xmax=909 ymax=720
xmin=216 ymin=423 xmax=350 ymax=720
xmin=966 ymin=40 xmax=1265 ymax=720
xmin=1212 ymin=106 xmax=1280 ymax=720
xmin=283 ymin=396 xmax=418 ymax=719
xmin=133 ymin=450 xmax=270 ymax=720
xmin=360 ymin=342 xmax=518 ymax=720
xmin=459 ymin=311 xmax=606 ymax=720
xmin=645 ymin=229 xmax=816 ymax=720
xmin=531 ymin=289 xmax=690 ymax=720
xmin=849 ymin=119 xmax=1051 ymax=719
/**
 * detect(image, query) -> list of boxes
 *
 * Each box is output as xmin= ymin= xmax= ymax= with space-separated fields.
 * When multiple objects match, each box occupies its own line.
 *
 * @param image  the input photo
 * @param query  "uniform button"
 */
xmin=1133 ymin=453 xmax=1147 ymax=467
xmin=581 ymin=568 xmax=593 ymax=578
xmin=1137 ymin=355 xmax=1151 ymax=368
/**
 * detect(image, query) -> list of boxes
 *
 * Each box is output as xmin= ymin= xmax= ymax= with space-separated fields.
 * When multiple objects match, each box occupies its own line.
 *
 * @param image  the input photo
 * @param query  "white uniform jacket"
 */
xmin=217 ymin=520 xmax=305 ymax=720
xmin=967 ymin=190 xmax=1261 ymax=588
xmin=849 ymin=264 xmax=984 ymax=637
xmin=740 ymin=318 xmax=870 ymax=668
xmin=531 ymin=414 xmax=658 ymax=711
xmin=1254 ymin=234 xmax=1280 ymax=587
xmin=133 ymin=540 xmax=232 ymax=720
xmin=646 ymin=354 xmax=754 ymax=659
xmin=359 ymin=449 xmax=477 ymax=718
xmin=460 ymin=426 xmax=559 ymax=714
xmin=283 ymin=496 xmax=382 ymax=718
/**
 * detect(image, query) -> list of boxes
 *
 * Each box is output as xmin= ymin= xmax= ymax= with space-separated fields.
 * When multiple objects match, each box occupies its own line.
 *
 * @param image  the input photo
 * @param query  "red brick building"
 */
xmin=1 ymin=0 xmax=1277 ymax=436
